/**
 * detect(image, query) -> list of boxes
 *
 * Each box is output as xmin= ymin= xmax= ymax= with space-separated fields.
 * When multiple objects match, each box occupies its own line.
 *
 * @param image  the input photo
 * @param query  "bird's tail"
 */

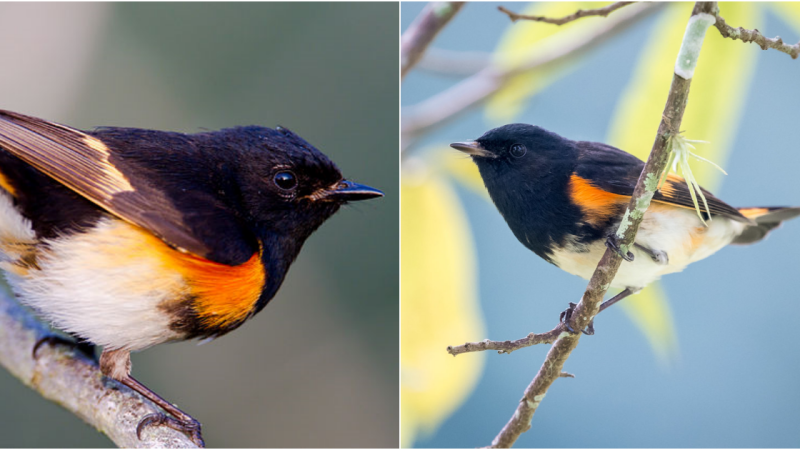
xmin=731 ymin=207 xmax=800 ymax=245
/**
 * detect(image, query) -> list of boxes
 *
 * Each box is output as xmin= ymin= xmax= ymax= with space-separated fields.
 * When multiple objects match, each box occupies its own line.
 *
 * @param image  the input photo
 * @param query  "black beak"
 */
xmin=450 ymin=141 xmax=494 ymax=158
xmin=322 ymin=180 xmax=383 ymax=202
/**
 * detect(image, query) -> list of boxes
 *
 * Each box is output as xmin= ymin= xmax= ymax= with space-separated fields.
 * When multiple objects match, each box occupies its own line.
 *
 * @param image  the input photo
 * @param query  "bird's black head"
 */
xmin=450 ymin=124 xmax=579 ymax=261
xmin=450 ymin=123 xmax=578 ymax=194
xmin=217 ymin=125 xmax=383 ymax=243
xmin=451 ymin=123 xmax=574 ymax=164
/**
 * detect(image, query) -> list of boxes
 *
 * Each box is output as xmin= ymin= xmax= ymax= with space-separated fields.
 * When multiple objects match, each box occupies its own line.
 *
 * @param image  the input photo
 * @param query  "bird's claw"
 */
xmin=32 ymin=335 xmax=97 ymax=361
xmin=137 ymin=412 xmax=205 ymax=447
xmin=606 ymin=236 xmax=634 ymax=262
xmin=559 ymin=302 xmax=594 ymax=335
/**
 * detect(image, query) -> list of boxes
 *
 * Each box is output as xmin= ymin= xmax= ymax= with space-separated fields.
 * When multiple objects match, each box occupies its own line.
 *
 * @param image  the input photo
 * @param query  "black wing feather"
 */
xmin=574 ymin=140 xmax=750 ymax=223
xmin=0 ymin=109 xmax=256 ymax=265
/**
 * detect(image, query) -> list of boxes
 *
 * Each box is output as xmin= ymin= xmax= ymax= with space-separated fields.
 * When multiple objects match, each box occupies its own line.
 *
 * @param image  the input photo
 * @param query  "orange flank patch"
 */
xmin=172 ymin=250 xmax=265 ymax=330
xmin=0 ymin=169 xmax=16 ymax=196
xmin=568 ymin=174 xmax=629 ymax=226
xmin=130 ymin=224 xmax=265 ymax=330
xmin=739 ymin=207 xmax=770 ymax=219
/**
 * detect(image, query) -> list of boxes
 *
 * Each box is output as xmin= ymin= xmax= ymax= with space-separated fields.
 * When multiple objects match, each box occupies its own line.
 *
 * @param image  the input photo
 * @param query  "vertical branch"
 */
xmin=401 ymin=2 xmax=465 ymax=80
xmin=487 ymin=2 xmax=719 ymax=447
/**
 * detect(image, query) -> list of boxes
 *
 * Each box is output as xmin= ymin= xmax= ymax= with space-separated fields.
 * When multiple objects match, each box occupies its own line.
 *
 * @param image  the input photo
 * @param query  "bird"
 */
xmin=451 ymin=123 xmax=799 ymax=332
xmin=0 ymin=109 xmax=383 ymax=445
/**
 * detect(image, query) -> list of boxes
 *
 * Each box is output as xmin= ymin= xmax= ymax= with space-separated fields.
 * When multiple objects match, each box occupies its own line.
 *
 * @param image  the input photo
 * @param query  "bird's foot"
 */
xmin=32 ymin=335 xmax=97 ymax=361
xmin=137 ymin=412 xmax=205 ymax=447
xmin=559 ymin=302 xmax=595 ymax=335
xmin=634 ymin=243 xmax=669 ymax=265
xmin=606 ymin=236 xmax=634 ymax=262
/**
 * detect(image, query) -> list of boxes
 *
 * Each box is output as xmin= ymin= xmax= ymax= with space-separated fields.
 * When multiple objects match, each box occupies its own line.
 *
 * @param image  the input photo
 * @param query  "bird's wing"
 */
xmin=573 ymin=140 xmax=749 ymax=223
xmin=0 ymin=109 xmax=257 ymax=265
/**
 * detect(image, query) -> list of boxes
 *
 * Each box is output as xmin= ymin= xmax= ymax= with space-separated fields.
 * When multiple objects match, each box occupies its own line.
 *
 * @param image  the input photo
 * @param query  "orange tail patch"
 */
xmin=738 ymin=207 xmax=771 ymax=220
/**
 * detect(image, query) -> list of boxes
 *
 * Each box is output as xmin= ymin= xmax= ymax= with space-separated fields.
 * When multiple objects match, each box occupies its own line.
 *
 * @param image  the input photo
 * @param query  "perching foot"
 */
xmin=137 ymin=412 xmax=205 ymax=447
xmin=606 ymin=236 xmax=634 ymax=262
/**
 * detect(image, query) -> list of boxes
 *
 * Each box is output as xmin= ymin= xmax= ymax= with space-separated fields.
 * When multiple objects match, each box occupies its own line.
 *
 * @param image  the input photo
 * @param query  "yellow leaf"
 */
xmin=606 ymin=3 xmax=760 ymax=358
xmin=619 ymin=285 xmax=679 ymax=363
xmin=401 ymin=171 xmax=486 ymax=447
xmin=487 ymin=2 xmax=624 ymax=122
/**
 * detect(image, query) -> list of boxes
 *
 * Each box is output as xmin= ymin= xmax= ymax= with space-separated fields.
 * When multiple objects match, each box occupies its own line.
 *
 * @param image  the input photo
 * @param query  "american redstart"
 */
xmin=452 ymin=124 xmax=799 ymax=331
xmin=0 ymin=109 xmax=383 ymax=445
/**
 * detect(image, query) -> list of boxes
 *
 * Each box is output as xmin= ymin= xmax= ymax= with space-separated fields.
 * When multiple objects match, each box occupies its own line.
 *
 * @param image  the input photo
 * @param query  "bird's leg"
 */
xmin=99 ymin=349 xmax=205 ymax=447
xmin=634 ymin=243 xmax=669 ymax=265
xmin=560 ymin=287 xmax=641 ymax=335
xmin=605 ymin=235 xmax=634 ymax=261
xmin=33 ymin=334 xmax=97 ymax=362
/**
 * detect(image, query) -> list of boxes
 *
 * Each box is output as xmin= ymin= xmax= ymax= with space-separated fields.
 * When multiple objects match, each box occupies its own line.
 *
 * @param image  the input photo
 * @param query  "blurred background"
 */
xmin=0 ymin=3 xmax=397 ymax=447
xmin=402 ymin=2 xmax=800 ymax=448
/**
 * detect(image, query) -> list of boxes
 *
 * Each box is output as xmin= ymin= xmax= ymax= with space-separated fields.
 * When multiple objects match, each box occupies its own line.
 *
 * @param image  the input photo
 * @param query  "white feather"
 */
xmin=551 ymin=205 xmax=746 ymax=289
xmin=6 ymin=218 xmax=185 ymax=351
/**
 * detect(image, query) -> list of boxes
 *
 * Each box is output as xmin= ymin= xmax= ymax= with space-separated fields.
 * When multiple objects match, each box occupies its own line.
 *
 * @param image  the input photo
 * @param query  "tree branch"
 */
xmin=479 ymin=3 xmax=719 ymax=447
xmin=0 ymin=290 xmax=200 ymax=448
xmin=417 ymin=47 xmax=491 ymax=77
xmin=401 ymin=2 xmax=465 ymax=80
xmin=712 ymin=13 xmax=800 ymax=59
xmin=447 ymin=323 xmax=569 ymax=356
xmin=401 ymin=2 xmax=660 ymax=153
xmin=497 ymin=2 xmax=635 ymax=25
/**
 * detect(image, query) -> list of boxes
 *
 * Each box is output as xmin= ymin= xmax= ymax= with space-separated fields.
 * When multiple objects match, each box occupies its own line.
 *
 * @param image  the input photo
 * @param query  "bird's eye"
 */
xmin=273 ymin=171 xmax=298 ymax=190
xmin=510 ymin=143 xmax=527 ymax=158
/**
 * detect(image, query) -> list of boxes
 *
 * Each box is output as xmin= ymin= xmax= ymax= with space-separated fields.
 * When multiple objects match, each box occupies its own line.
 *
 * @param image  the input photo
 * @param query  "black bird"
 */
xmin=452 ymin=123 xmax=799 ymax=327
xmin=0 ymin=109 xmax=383 ymax=445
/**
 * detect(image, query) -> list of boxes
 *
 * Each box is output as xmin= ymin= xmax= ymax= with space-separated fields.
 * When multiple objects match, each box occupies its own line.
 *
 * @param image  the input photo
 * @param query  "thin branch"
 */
xmin=401 ymin=2 xmax=465 ymax=80
xmin=401 ymin=2 xmax=660 ymax=153
xmin=498 ymin=2 xmax=635 ymax=25
xmin=417 ymin=47 xmax=492 ymax=76
xmin=485 ymin=3 xmax=717 ymax=447
xmin=713 ymin=14 xmax=800 ymax=59
xmin=0 ymin=291 xmax=200 ymax=448
xmin=447 ymin=323 xmax=569 ymax=356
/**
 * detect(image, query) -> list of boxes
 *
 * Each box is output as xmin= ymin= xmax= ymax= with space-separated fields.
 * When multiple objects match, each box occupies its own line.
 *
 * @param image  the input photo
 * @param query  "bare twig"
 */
xmin=401 ymin=2 xmax=660 ymax=153
xmin=0 ymin=291 xmax=200 ymax=448
xmin=713 ymin=14 xmax=800 ymax=59
xmin=447 ymin=323 xmax=569 ymax=356
xmin=498 ymin=2 xmax=635 ymax=25
xmin=417 ymin=47 xmax=492 ymax=76
xmin=401 ymin=2 xmax=465 ymax=80
xmin=485 ymin=3 xmax=718 ymax=447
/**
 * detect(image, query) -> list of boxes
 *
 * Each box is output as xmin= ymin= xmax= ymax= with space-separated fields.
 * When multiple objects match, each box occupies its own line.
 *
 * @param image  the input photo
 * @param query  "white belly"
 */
xmin=551 ymin=204 xmax=746 ymax=289
xmin=1 ymin=209 xmax=185 ymax=351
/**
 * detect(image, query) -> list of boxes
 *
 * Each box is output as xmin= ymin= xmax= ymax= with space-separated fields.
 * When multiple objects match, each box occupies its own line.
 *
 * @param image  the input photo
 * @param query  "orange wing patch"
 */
xmin=656 ymin=173 xmax=682 ymax=199
xmin=568 ymin=174 xmax=629 ymax=226
xmin=0 ymin=169 xmax=16 ymax=196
